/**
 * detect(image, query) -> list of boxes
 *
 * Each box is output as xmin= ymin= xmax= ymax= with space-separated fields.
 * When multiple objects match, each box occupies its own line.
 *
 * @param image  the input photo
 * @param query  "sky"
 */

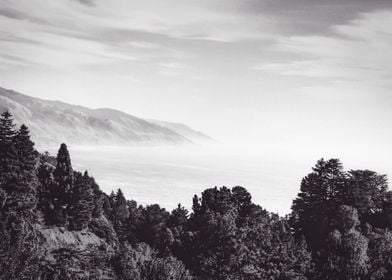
xmin=0 ymin=0 xmax=392 ymax=164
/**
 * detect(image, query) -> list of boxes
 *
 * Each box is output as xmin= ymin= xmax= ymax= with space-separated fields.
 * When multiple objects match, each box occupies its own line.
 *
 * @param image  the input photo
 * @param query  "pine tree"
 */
xmin=0 ymin=111 xmax=18 ymax=190
xmin=232 ymin=186 xmax=252 ymax=217
xmin=291 ymin=158 xmax=348 ymax=251
xmin=112 ymin=189 xmax=129 ymax=242
xmin=125 ymin=200 xmax=143 ymax=244
xmin=69 ymin=171 xmax=94 ymax=231
xmin=347 ymin=170 xmax=388 ymax=225
xmin=54 ymin=143 xmax=74 ymax=193
xmin=53 ymin=143 xmax=74 ymax=226
xmin=12 ymin=124 xmax=38 ymax=213
xmin=0 ymin=114 xmax=40 ymax=279
xmin=187 ymin=187 xmax=242 ymax=280
xmin=14 ymin=124 xmax=36 ymax=172
xmin=113 ymin=189 xmax=129 ymax=220
xmin=37 ymin=162 xmax=56 ymax=224
xmin=169 ymin=204 xmax=189 ymax=230
xmin=315 ymin=206 xmax=369 ymax=280
xmin=139 ymin=204 xmax=170 ymax=250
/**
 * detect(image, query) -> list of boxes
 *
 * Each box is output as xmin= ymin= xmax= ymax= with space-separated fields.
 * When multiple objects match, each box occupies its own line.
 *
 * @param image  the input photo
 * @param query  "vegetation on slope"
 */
xmin=1 ymin=111 xmax=392 ymax=279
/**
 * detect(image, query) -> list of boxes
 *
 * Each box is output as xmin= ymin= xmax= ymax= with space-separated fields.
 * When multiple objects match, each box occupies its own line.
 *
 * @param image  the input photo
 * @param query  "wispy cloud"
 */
xmin=0 ymin=0 xmax=392 ymax=151
xmin=71 ymin=0 xmax=96 ymax=7
xmin=255 ymin=10 xmax=392 ymax=90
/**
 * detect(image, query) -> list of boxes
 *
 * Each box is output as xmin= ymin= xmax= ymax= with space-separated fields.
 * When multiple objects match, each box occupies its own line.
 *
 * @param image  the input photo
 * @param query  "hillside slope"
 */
xmin=148 ymin=119 xmax=213 ymax=144
xmin=0 ymin=87 xmax=211 ymax=147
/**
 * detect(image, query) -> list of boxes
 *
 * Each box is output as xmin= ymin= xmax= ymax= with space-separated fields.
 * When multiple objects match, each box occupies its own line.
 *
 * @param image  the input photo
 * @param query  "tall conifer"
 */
xmin=52 ymin=143 xmax=74 ymax=226
xmin=70 ymin=171 xmax=93 ymax=231
xmin=0 ymin=111 xmax=18 ymax=189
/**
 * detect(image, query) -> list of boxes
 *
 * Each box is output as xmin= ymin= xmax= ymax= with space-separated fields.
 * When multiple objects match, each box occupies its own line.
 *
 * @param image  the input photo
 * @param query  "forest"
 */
xmin=1 ymin=110 xmax=392 ymax=280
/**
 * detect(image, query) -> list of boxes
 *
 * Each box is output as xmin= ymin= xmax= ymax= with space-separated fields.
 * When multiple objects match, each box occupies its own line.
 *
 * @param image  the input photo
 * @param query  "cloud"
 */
xmin=1 ymin=0 xmax=392 ymax=91
xmin=236 ymin=0 xmax=392 ymax=35
xmin=0 ymin=7 xmax=48 ymax=24
xmin=254 ymin=10 xmax=392 ymax=91
xmin=72 ymin=0 xmax=96 ymax=7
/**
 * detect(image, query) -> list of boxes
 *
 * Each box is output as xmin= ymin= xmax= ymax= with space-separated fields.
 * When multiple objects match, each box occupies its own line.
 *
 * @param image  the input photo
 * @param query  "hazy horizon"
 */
xmin=1 ymin=0 xmax=392 ymax=153
xmin=1 ymin=2 xmax=392 ymax=278
xmin=1 ymin=0 xmax=392 ymax=213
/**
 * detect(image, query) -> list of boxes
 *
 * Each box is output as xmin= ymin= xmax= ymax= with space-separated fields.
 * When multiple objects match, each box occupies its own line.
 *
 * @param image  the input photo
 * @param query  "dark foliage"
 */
xmin=69 ymin=171 xmax=94 ymax=231
xmin=0 ymin=112 xmax=40 ymax=280
xmin=1 ymin=110 xmax=392 ymax=279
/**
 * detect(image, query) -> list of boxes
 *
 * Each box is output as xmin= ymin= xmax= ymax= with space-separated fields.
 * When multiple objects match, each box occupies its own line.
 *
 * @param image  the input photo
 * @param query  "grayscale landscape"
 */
xmin=0 ymin=0 xmax=392 ymax=279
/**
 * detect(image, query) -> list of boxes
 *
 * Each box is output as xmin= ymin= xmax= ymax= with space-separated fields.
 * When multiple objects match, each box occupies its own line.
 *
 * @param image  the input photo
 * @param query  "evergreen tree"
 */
xmin=52 ymin=143 xmax=74 ymax=226
xmin=367 ymin=229 xmax=392 ymax=279
xmin=113 ymin=189 xmax=129 ymax=220
xmin=347 ymin=170 xmax=388 ymax=227
xmin=139 ymin=204 xmax=170 ymax=251
xmin=188 ymin=187 xmax=244 ymax=280
xmin=54 ymin=143 xmax=74 ymax=193
xmin=232 ymin=186 xmax=252 ymax=218
xmin=0 ymin=113 xmax=40 ymax=279
xmin=69 ymin=171 xmax=93 ymax=231
xmin=37 ymin=162 xmax=56 ymax=224
xmin=112 ymin=189 xmax=129 ymax=242
xmin=14 ymin=124 xmax=36 ymax=172
xmin=12 ymin=124 xmax=38 ymax=213
xmin=168 ymin=204 xmax=189 ymax=259
xmin=291 ymin=158 xmax=348 ymax=251
xmin=315 ymin=206 xmax=369 ymax=280
xmin=0 ymin=111 xmax=18 ymax=191
xmin=125 ymin=200 xmax=143 ymax=244
xmin=169 ymin=204 xmax=189 ymax=229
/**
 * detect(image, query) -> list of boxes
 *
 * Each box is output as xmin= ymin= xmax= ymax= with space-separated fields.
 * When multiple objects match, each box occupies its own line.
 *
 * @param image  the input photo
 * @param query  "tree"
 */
xmin=0 ymin=111 xmax=18 ymax=191
xmin=0 ymin=114 xmax=40 ymax=279
xmin=52 ymin=143 xmax=74 ymax=226
xmin=114 ymin=243 xmax=192 ymax=280
xmin=37 ymin=162 xmax=56 ymax=224
xmin=69 ymin=171 xmax=93 ymax=231
xmin=291 ymin=158 xmax=348 ymax=251
xmin=14 ymin=124 xmax=37 ymax=172
xmin=139 ymin=204 xmax=170 ymax=251
xmin=112 ymin=189 xmax=129 ymax=220
xmin=54 ymin=143 xmax=74 ymax=193
xmin=367 ymin=229 xmax=392 ymax=279
xmin=232 ymin=186 xmax=252 ymax=218
xmin=125 ymin=200 xmax=143 ymax=245
xmin=142 ymin=255 xmax=193 ymax=280
xmin=168 ymin=204 xmax=189 ymax=260
xmin=347 ymin=170 xmax=388 ymax=227
xmin=112 ymin=189 xmax=129 ymax=242
xmin=187 ymin=187 xmax=244 ymax=280
xmin=315 ymin=206 xmax=368 ymax=280
xmin=12 ymin=124 xmax=38 ymax=213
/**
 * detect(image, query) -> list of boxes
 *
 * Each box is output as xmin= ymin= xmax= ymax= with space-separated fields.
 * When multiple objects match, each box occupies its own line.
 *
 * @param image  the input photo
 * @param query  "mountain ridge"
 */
xmin=0 ymin=87 xmax=213 ymax=147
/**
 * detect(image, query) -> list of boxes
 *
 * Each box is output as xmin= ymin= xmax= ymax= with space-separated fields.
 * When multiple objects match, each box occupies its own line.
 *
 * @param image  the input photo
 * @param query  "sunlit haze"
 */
xmin=1 ymin=0 xmax=392 ymax=213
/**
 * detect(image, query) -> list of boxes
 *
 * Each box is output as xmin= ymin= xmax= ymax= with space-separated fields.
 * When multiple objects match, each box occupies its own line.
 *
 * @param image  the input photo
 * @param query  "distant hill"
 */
xmin=0 ymin=87 xmax=213 ymax=147
xmin=148 ymin=119 xmax=213 ymax=144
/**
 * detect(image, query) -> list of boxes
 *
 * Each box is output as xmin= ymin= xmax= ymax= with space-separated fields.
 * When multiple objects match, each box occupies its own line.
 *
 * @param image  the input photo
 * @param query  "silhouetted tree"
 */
xmin=291 ymin=158 xmax=347 ymax=251
xmin=139 ymin=204 xmax=170 ymax=251
xmin=52 ymin=143 xmax=74 ymax=226
xmin=69 ymin=171 xmax=93 ymax=231
xmin=315 ymin=206 xmax=368 ymax=280
xmin=12 ymin=124 xmax=38 ymax=213
xmin=0 ymin=111 xmax=18 ymax=191
xmin=112 ymin=189 xmax=129 ymax=242
xmin=347 ymin=170 xmax=388 ymax=227
xmin=0 ymin=113 xmax=40 ymax=279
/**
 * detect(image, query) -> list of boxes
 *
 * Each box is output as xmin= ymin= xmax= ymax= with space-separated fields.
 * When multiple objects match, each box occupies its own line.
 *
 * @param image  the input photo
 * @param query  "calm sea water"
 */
xmin=44 ymin=145 xmax=392 ymax=215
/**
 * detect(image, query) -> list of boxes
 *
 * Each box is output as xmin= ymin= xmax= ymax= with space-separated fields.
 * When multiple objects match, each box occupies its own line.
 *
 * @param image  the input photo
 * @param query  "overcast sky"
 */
xmin=1 ymin=0 xmax=392 ymax=162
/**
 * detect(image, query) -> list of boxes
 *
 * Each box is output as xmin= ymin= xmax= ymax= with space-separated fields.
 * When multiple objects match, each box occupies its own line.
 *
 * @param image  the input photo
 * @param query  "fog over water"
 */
xmin=43 ymin=144 xmax=392 ymax=215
